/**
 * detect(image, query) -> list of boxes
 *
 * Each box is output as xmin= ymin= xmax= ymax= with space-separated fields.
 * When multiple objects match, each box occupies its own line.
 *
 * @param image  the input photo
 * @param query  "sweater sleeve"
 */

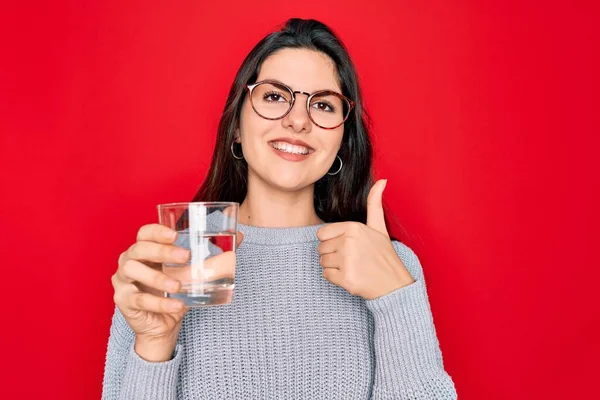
xmin=365 ymin=241 xmax=457 ymax=400
xmin=101 ymin=306 xmax=183 ymax=400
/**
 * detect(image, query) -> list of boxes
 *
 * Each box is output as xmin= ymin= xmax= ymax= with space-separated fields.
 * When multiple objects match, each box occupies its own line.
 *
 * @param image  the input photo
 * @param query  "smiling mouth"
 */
xmin=269 ymin=141 xmax=314 ymax=155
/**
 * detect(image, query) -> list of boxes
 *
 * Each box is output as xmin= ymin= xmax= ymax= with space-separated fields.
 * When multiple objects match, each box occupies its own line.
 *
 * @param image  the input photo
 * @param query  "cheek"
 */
xmin=321 ymin=128 xmax=344 ymax=155
xmin=239 ymin=103 xmax=261 ymax=141
xmin=310 ymin=130 xmax=344 ymax=175
xmin=238 ymin=102 xmax=274 ymax=154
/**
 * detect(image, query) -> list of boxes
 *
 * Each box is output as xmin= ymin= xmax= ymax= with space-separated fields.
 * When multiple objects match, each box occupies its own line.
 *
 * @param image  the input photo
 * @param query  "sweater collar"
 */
xmin=209 ymin=209 xmax=327 ymax=246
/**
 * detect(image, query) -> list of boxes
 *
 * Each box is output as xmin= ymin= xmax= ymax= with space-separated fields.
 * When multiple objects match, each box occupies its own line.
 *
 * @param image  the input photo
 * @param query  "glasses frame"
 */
xmin=246 ymin=80 xmax=356 ymax=130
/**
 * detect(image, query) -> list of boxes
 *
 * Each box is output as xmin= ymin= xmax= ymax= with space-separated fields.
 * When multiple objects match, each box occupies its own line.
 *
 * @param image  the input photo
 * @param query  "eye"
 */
xmin=263 ymin=91 xmax=288 ymax=103
xmin=311 ymin=101 xmax=335 ymax=113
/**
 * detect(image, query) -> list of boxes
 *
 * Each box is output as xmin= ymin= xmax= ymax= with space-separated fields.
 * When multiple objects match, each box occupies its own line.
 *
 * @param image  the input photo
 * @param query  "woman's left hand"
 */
xmin=316 ymin=179 xmax=415 ymax=300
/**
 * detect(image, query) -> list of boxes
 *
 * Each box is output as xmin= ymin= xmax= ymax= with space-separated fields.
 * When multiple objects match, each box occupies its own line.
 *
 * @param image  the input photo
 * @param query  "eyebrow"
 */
xmin=261 ymin=78 xmax=342 ymax=94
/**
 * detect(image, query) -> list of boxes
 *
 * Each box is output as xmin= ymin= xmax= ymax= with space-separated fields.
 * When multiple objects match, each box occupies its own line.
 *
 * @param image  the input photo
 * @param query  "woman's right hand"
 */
xmin=112 ymin=223 xmax=191 ymax=361
xmin=112 ymin=223 xmax=244 ymax=361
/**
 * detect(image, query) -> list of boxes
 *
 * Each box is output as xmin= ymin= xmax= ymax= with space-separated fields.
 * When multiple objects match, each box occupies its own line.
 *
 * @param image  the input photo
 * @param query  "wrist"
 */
xmin=369 ymin=261 xmax=415 ymax=300
xmin=393 ymin=267 xmax=415 ymax=291
xmin=134 ymin=335 xmax=178 ymax=362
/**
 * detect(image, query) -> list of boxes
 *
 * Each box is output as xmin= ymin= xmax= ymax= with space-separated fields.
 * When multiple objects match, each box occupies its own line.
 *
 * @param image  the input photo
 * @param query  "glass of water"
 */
xmin=157 ymin=202 xmax=239 ymax=307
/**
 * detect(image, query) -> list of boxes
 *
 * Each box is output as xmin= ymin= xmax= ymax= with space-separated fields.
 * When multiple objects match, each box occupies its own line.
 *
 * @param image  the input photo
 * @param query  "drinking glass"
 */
xmin=157 ymin=202 xmax=239 ymax=307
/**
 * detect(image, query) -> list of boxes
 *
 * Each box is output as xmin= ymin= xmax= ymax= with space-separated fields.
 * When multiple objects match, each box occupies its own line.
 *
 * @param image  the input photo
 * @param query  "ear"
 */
xmin=234 ymin=128 xmax=241 ymax=142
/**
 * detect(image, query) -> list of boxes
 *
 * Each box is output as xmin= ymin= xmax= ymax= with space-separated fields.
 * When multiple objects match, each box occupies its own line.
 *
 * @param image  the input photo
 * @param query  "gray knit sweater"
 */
xmin=102 ymin=220 xmax=457 ymax=399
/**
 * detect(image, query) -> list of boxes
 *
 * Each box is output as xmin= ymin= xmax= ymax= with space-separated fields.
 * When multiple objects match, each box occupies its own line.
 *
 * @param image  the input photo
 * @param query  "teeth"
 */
xmin=270 ymin=141 xmax=310 ymax=155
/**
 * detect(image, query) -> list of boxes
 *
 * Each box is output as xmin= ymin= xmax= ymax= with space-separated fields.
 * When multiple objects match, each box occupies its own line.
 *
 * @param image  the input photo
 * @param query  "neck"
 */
xmin=238 ymin=173 xmax=323 ymax=228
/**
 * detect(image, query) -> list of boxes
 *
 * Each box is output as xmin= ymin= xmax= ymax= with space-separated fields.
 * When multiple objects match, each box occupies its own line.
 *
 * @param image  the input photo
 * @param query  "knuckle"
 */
xmin=343 ymin=236 xmax=353 ymax=247
xmin=320 ymin=255 xmax=327 ymax=266
xmin=136 ymin=225 xmax=149 ymax=242
xmin=110 ymin=273 xmax=119 ymax=288
xmin=113 ymin=290 xmax=124 ymax=306
xmin=151 ymin=271 xmax=165 ymax=289
xmin=118 ymin=252 xmax=127 ymax=266
xmin=343 ymin=270 xmax=355 ymax=288
xmin=122 ymin=259 xmax=138 ymax=278
xmin=132 ymin=293 xmax=144 ymax=310
xmin=127 ymin=243 xmax=140 ymax=260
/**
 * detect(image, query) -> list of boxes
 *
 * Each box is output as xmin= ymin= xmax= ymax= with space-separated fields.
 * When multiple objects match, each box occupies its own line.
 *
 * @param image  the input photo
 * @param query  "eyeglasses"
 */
xmin=246 ymin=80 xmax=355 ymax=130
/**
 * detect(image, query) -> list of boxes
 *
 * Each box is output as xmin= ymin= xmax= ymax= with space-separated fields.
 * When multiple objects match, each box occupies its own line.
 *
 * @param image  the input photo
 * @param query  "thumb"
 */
xmin=366 ymin=179 xmax=389 ymax=237
xmin=235 ymin=231 xmax=244 ymax=249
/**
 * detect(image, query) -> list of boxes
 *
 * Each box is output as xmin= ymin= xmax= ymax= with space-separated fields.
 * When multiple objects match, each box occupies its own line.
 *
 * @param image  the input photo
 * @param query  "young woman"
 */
xmin=103 ymin=18 xmax=457 ymax=400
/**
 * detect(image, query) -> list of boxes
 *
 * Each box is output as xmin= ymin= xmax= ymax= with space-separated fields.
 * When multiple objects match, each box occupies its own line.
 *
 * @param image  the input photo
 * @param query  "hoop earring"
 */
xmin=231 ymin=141 xmax=244 ymax=160
xmin=327 ymin=155 xmax=343 ymax=176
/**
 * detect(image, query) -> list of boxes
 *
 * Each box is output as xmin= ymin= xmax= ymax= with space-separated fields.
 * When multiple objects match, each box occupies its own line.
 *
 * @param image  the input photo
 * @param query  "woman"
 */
xmin=103 ymin=18 xmax=457 ymax=400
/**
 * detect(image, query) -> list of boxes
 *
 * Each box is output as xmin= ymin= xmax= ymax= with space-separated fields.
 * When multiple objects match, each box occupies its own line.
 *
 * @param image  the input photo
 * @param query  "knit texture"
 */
xmin=102 ymin=216 xmax=457 ymax=399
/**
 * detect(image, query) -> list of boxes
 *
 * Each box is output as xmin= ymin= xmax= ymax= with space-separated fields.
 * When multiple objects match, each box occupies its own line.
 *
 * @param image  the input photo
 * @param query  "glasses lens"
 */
xmin=251 ymin=82 xmax=292 ymax=119
xmin=309 ymin=91 xmax=349 ymax=129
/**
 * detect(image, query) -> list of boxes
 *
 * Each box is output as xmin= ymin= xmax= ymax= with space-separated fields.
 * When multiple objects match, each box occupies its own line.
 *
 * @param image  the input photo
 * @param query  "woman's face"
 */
xmin=237 ymin=48 xmax=344 ymax=192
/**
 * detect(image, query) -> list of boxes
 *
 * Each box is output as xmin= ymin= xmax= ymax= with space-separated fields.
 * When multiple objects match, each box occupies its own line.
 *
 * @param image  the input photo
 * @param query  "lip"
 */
xmin=268 ymin=137 xmax=315 ymax=151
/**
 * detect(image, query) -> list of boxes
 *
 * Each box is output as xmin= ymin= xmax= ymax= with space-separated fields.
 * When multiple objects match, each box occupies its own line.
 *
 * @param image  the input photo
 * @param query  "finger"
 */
xmin=319 ymin=253 xmax=340 ymax=269
xmin=202 ymin=251 xmax=236 ymax=281
xmin=163 ymin=251 xmax=236 ymax=284
xmin=133 ymin=281 xmax=164 ymax=298
xmin=137 ymin=224 xmax=178 ymax=244
xmin=236 ymin=231 xmax=244 ymax=249
xmin=119 ymin=259 xmax=182 ymax=293
xmin=366 ymin=179 xmax=389 ymax=237
xmin=129 ymin=292 xmax=185 ymax=313
xmin=323 ymin=268 xmax=343 ymax=286
xmin=222 ymin=204 xmax=238 ymax=218
xmin=316 ymin=222 xmax=350 ymax=241
xmin=317 ymin=235 xmax=345 ymax=255
xmin=126 ymin=241 xmax=190 ymax=264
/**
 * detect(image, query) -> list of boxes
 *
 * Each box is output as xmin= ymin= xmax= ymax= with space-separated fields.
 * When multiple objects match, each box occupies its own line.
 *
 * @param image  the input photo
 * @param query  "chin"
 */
xmin=264 ymin=171 xmax=313 ymax=192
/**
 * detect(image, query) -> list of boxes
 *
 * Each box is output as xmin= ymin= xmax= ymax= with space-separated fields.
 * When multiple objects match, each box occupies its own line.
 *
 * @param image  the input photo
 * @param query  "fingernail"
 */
xmin=166 ymin=230 xmax=177 ymax=240
xmin=173 ymin=247 xmax=190 ymax=261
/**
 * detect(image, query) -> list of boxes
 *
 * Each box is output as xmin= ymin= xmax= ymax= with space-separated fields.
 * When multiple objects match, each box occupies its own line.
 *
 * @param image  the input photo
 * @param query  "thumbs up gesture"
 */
xmin=316 ymin=179 xmax=415 ymax=300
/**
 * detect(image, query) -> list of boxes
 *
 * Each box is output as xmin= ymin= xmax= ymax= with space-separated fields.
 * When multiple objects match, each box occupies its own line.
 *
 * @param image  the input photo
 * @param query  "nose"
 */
xmin=282 ymin=91 xmax=312 ymax=133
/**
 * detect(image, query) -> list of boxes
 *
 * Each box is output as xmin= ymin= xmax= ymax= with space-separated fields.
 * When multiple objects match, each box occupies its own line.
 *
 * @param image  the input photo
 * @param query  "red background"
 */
xmin=1 ymin=1 xmax=598 ymax=399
